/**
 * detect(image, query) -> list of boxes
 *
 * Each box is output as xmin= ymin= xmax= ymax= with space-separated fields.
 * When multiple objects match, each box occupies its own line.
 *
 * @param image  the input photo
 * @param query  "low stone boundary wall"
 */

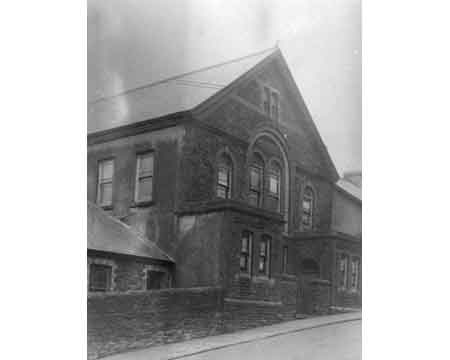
xmin=88 ymin=287 xmax=299 ymax=359
xmin=87 ymin=287 xmax=224 ymax=359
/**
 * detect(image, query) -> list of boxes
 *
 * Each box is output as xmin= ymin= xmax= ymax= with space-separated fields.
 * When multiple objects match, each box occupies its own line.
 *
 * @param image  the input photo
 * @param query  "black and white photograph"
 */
xmin=86 ymin=1 xmax=361 ymax=359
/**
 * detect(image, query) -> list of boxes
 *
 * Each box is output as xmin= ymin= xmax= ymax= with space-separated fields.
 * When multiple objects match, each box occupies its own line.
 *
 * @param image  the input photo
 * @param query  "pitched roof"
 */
xmin=87 ymin=201 xmax=173 ymax=262
xmin=336 ymin=178 xmax=362 ymax=202
xmin=88 ymin=47 xmax=277 ymax=133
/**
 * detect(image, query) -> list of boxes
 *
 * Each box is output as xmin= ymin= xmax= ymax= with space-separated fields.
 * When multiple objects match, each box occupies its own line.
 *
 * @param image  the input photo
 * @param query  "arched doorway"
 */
xmin=297 ymin=258 xmax=320 ymax=315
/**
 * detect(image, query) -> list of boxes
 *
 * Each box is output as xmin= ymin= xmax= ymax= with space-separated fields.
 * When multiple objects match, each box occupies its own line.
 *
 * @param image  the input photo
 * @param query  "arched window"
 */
xmin=302 ymin=186 xmax=314 ymax=230
xmin=268 ymin=161 xmax=282 ymax=212
xmin=216 ymin=154 xmax=233 ymax=199
xmin=248 ymin=153 xmax=264 ymax=207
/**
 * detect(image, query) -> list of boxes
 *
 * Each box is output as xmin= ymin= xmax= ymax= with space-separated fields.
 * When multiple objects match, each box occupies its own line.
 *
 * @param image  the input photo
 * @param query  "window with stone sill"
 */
xmin=97 ymin=159 xmax=114 ymax=207
xmin=89 ymin=264 xmax=112 ymax=292
xmin=135 ymin=152 xmax=154 ymax=203
xmin=240 ymin=231 xmax=253 ymax=274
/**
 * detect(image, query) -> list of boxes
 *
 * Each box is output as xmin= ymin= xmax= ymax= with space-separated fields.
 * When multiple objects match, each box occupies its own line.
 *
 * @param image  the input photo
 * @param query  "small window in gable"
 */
xmin=262 ymin=85 xmax=280 ymax=121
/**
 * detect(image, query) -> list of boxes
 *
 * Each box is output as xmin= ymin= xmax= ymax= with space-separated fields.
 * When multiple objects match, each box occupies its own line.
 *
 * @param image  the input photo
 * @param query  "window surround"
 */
xmin=96 ymin=158 xmax=115 ymax=209
xmin=87 ymin=258 xmax=117 ymax=293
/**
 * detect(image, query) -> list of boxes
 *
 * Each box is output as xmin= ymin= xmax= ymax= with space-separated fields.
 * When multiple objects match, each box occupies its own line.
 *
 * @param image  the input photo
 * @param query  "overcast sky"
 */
xmin=88 ymin=0 xmax=361 ymax=175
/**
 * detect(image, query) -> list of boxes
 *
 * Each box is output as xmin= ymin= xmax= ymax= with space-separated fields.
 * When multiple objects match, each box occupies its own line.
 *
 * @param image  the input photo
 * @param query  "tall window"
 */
xmin=268 ymin=162 xmax=281 ymax=212
xmin=89 ymin=264 xmax=112 ymax=292
xmin=249 ymin=153 xmax=264 ymax=207
xmin=258 ymin=236 xmax=271 ymax=276
xmin=338 ymin=254 xmax=348 ymax=289
xmin=135 ymin=153 xmax=154 ymax=203
xmin=350 ymin=258 xmax=360 ymax=291
xmin=217 ymin=154 xmax=233 ymax=199
xmin=301 ymin=186 xmax=314 ymax=230
xmin=282 ymin=246 xmax=288 ymax=274
xmin=240 ymin=231 xmax=253 ymax=273
xmin=97 ymin=159 xmax=114 ymax=207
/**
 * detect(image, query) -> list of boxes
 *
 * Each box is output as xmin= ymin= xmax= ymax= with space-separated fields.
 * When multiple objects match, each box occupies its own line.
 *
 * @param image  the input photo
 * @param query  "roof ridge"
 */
xmin=88 ymin=46 xmax=277 ymax=105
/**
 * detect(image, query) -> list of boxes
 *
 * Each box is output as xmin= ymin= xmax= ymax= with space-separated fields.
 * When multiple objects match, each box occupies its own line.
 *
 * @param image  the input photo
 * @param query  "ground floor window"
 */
xmin=240 ymin=231 xmax=253 ymax=273
xmin=89 ymin=264 xmax=112 ymax=292
xmin=258 ymin=236 xmax=271 ymax=276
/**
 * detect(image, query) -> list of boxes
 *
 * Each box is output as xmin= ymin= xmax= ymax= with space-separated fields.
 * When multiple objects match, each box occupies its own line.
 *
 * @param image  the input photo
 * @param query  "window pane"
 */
xmin=218 ymin=167 xmax=229 ymax=185
xmin=259 ymin=258 xmax=265 ymax=272
xmin=139 ymin=153 xmax=154 ymax=175
xmin=248 ymin=192 xmax=259 ymax=206
xmin=269 ymin=174 xmax=279 ymax=195
xmin=260 ymin=241 xmax=266 ymax=256
xmin=146 ymin=270 xmax=165 ymax=290
xmin=240 ymin=255 xmax=247 ymax=271
xmin=90 ymin=264 xmax=111 ymax=291
xmin=99 ymin=182 xmax=113 ymax=204
xmin=303 ymin=199 xmax=311 ymax=211
xmin=137 ymin=177 xmax=153 ymax=201
xmin=241 ymin=237 xmax=248 ymax=252
xmin=99 ymin=160 xmax=114 ymax=181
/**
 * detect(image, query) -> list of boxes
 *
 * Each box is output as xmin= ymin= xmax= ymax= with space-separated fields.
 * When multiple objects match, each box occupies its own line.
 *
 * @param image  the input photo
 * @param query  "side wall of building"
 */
xmin=332 ymin=190 xmax=362 ymax=237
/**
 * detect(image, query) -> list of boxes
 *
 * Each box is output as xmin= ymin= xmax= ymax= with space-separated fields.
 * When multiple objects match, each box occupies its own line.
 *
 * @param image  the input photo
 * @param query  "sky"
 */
xmin=88 ymin=0 xmax=361 ymax=175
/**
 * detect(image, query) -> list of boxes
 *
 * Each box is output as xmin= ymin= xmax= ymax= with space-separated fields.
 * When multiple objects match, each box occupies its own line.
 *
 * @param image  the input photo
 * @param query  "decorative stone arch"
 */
xmin=215 ymin=147 xmax=237 ymax=199
xmin=246 ymin=127 xmax=290 ymax=232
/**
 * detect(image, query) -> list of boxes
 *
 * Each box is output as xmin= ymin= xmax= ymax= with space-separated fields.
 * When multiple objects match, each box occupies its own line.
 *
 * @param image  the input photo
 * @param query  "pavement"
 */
xmin=104 ymin=311 xmax=362 ymax=360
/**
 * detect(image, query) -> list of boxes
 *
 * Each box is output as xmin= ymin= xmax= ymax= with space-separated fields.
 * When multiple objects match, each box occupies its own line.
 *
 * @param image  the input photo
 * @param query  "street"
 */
xmin=181 ymin=320 xmax=361 ymax=360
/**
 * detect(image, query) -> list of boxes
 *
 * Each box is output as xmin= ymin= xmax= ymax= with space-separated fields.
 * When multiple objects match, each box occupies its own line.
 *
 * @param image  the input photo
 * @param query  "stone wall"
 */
xmin=87 ymin=287 xmax=299 ymax=359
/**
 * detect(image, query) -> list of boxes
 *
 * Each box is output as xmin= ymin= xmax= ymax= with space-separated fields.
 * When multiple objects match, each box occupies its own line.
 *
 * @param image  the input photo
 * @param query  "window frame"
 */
xmin=258 ymin=236 xmax=271 ymax=277
xmin=89 ymin=263 xmax=112 ymax=292
xmin=249 ymin=163 xmax=264 ymax=207
xmin=134 ymin=152 xmax=154 ymax=204
xmin=216 ymin=154 xmax=233 ymax=199
xmin=301 ymin=186 xmax=314 ymax=230
xmin=239 ymin=231 xmax=253 ymax=274
xmin=268 ymin=162 xmax=282 ymax=212
xmin=96 ymin=158 xmax=114 ymax=207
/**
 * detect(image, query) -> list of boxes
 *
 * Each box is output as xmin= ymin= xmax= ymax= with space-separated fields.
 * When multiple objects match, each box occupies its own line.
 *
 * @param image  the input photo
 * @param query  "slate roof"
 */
xmin=88 ymin=47 xmax=276 ymax=133
xmin=87 ymin=201 xmax=173 ymax=262
xmin=336 ymin=178 xmax=362 ymax=202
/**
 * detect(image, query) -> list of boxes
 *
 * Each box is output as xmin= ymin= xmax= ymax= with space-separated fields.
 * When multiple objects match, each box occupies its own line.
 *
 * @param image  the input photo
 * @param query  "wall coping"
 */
xmin=87 ymin=286 xmax=223 ymax=299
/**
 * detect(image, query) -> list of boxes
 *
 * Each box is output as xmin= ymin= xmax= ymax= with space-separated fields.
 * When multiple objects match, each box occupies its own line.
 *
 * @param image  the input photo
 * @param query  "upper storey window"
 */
xmin=217 ymin=154 xmax=233 ymax=199
xmin=268 ymin=162 xmax=281 ymax=212
xmin=135 ymin=152 xmax=154 ymax=203
xmin=262 ymin=85 xmax=280 ymax=121
xmin=302 ymin=186 xmax=314 ymax=230
xmin=249 ymin=153 xmax=264 ymax=207
xmin=97 ymin=159 xmax=114 ymax=207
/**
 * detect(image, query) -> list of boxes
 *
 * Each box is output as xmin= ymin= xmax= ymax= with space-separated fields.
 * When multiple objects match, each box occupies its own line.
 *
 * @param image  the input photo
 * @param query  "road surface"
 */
xmin=180 ymin=320 xmax=361 ymax=360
